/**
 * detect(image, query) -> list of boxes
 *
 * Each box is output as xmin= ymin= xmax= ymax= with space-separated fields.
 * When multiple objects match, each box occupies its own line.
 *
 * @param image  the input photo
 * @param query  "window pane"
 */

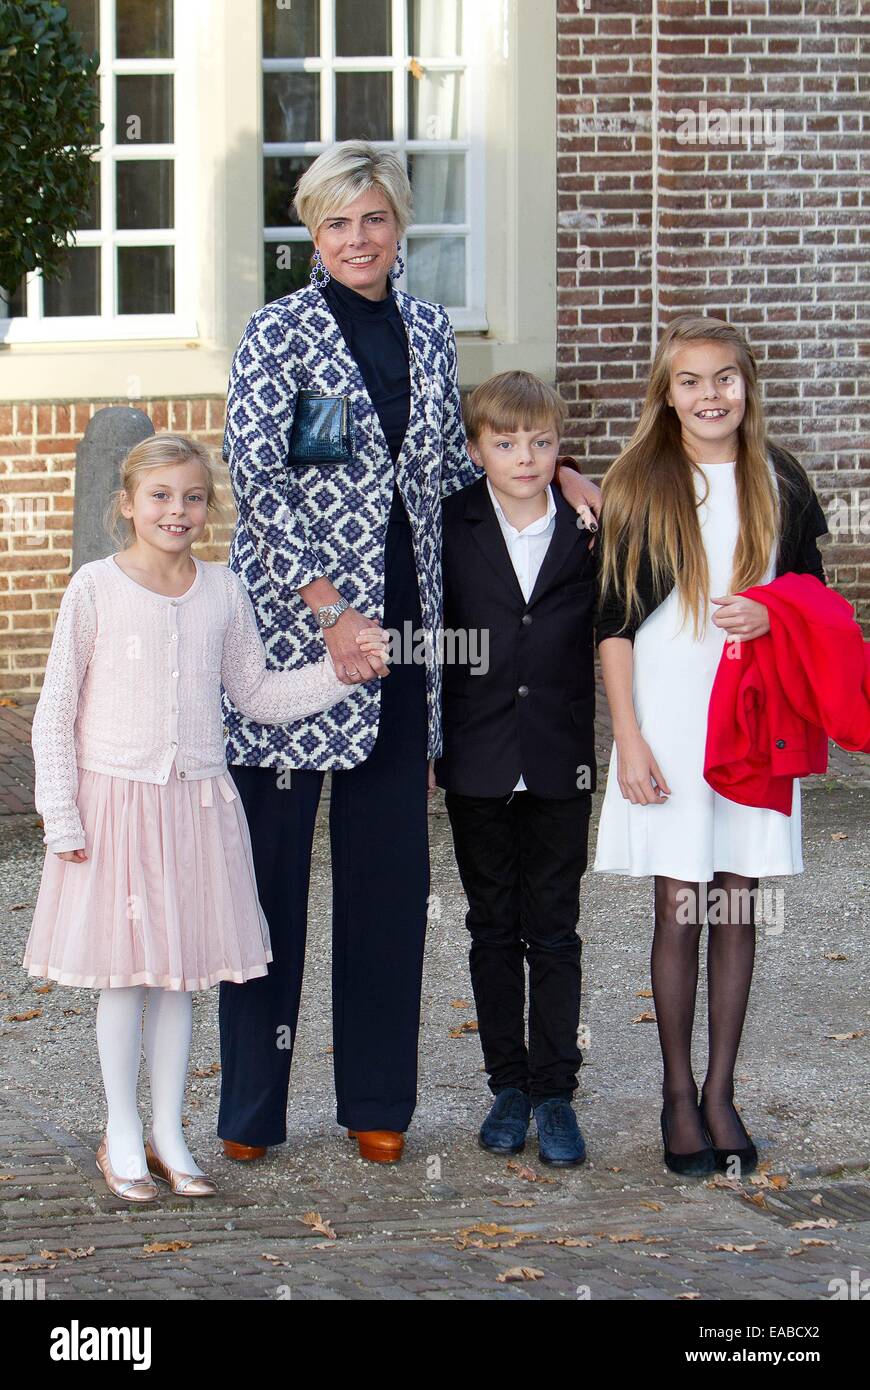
xmin=336 ymin=0 xmax=391 ymax=57
xmin=407 ymin=236 xmax=465 ymax=306
xmin=408 ymin=70 xmax=465 ymax=140
xmin=408 ymin=0 xmax=462 ymax=57
xmin=116 ymin=0 xmax=173 ymax=59
xmin=263 ymin=73 xmax=320 ymax=143
xmin=263 ymin=0 xmax=319 ymax=57
xmin=335 ymin=72 xmax=392 ymax=141
xmin=117 ymin=161 xmax=174 ymax=229
xmin=66 ymin=0 xmax=100 ymax=54
xmin=265 ymin=240 xmax=314 ymax=303
xmin=2 ymin=277 xmax=28 ymax=319
xmin=77 ymin=162 xmax=101 ymax=231
xmin=264 ymin=157 xmax=314 ymax=226
xmin=408 ymin=154 xmax=464 ymax=223
xmin=117 ymin=246 xmax=174 ymax=313
xmin=43 ymin=247 xmax=101 ymax=317
xmin=116 ymin=75 xmax=174 ymax=144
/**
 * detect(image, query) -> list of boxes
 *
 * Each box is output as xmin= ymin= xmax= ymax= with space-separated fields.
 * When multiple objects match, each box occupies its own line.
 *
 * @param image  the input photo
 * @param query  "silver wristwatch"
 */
xmin=316 ymin=596 xmax=349 ymax=629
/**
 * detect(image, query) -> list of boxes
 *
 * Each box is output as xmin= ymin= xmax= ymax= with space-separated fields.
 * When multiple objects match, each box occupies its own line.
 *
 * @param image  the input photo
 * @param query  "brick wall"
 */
xmin=0 ymin=399 xmax=232 ymax=695
xmin=556 ymin=0 xmax=869 ymax=621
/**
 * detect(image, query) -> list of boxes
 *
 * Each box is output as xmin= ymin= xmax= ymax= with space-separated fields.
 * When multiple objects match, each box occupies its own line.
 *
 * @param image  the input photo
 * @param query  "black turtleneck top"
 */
xmin=319 ymin=275 xmax=411 ymax=466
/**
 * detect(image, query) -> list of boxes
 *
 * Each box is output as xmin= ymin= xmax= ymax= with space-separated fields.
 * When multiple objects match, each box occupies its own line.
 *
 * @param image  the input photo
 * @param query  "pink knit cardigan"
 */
xmin=32 ymin=555 xmax=348 ymax=852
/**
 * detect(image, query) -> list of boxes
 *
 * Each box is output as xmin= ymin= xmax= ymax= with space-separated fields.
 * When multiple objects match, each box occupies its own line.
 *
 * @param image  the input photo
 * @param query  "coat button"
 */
xmin=518 ymin=685 xmax=529 ymax=698
xmin=179 ymin=771 xmax=186 ymax=779
xmin=775 ymin=738 xmax=786 ymax=748
xmin=522 ymin=614 xmax=533 ymax=626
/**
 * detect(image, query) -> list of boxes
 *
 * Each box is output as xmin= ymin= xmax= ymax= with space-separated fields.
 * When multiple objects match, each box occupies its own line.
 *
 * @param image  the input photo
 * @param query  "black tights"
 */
xmin=651 ymin=873 xmax=757 ymax=1153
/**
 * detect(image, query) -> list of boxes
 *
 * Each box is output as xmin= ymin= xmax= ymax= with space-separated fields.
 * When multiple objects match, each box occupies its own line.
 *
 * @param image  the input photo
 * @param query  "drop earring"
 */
xmin=310 ymin=248 xmax=330 ymax=288
xmin=390 ymin=240 xmax=405 ymax=283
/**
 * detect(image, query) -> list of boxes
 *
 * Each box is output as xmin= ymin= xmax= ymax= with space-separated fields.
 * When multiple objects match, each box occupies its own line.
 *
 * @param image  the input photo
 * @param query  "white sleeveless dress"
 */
xmin=593 ymin=460 xmax=803 ymax=881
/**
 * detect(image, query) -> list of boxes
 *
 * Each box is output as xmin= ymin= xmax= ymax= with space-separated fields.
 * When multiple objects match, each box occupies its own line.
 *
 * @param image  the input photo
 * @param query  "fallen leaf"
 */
xmin=631 ymin=1011 xmax=656 ymax=1023
xmin=506 ymin=1159 xmax=556 ymax=1184
xmin=715 ymin=1243 xmax=764 ymax=1253
xmin=639 ymin=1201 xmax=663 ymax=1211
xmin=831 ymin=832 xmax=848 ymax=841
xmin=6 ymin=1009 xmax=42 ymax=1022
xmin=790 ymin=1218 xmax=838 ymax=1231
xmin=769 ymin=1174 xmax=789 ymax=1190
xmin=743 ymin=1192 xmax=768 ymax=1208
xmin=0 ymin=698 xmax=20 ymax=707
xmin=647 ymin=1252 xmax=670 ymax=1259
xmin=33 ymin=983 xmax=54 ymax=994
xmin=459 ymin=1223 xmax=515 ymax=1239
xmin=300 ymin=1211 xmax=337 ymax=1241
xmin=823 ymin=952 xmax=848 ymax=961
xmin=450 ymin=999 xmax=472 ymax=1009
xmin=606 ymin=1166 xmax=623 ymax=1173
xmin=62 ymin=1008 xmax=84 ymax=1016
xmin=811 ymin=1193 xmax=824 ymax=1206
xmin=824 ymin=1031 xmax=865 ymax=1041
xmin=605 ymin=1231 xmax=646 ymax=1244
xmin=545 ymin=1237 xmax=594 ymax=1247
xmin=676 ymin=1292 xmax=701 ymax=1300
xmin=492 ymin=1199 xmax=535 ymax=1208
xmin=0 ymin=1252 xmax=27 ymax=1263
xmin=38 ymin=1246 xmax=95 ymax=1261
xmin=706 ymin=1175 xmax=743 ymax=1190
xmin=496 ymin=1266 xmax=545 ymax=1283
xmin=408 ymin=57 xmax=424 ymax=80
xmin=448 ymin=1020 xmax=479 ymax=1037
xmin=10 ymin=902 xmax=32 ymax=911
xmin=801 ymin=1237 xmax=835 ymax=1247
xmin=191 ymin=1062 xmax=220 ymax=1077
xmin=142 ymin=1240 xmax=192 ymax=1254
xmin=0 ymin=1175 xmax=15 ymax=1182
xmin=635 ymin=989 xmax=653 ymax=998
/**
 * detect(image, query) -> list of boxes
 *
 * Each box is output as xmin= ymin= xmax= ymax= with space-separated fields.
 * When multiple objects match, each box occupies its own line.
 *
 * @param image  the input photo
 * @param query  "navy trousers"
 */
xmin=218 ymin=486 xmax=430 ymax=1143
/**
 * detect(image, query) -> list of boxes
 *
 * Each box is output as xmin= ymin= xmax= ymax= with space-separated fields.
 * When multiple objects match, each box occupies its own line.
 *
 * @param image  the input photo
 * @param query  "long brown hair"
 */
xmin=600 ymin=315 xmax=779 ymax=635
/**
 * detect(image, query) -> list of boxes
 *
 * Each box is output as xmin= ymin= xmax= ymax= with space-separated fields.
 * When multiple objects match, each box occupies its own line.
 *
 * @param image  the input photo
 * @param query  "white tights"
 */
xmin=95 ymin=986 xmax=205 ymax=1180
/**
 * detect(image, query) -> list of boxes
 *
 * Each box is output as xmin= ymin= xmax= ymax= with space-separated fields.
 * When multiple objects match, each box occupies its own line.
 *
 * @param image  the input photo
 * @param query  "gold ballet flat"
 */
xmin=145 ymin=1139 xmax=218 ymax=1197
xmin=96 ymin=1136 xmax=159 ymax=1203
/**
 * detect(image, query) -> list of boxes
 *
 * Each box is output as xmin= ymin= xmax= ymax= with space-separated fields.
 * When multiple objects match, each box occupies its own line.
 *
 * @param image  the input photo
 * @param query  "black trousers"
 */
xmin=444 ymin=789 xmax=591 ymax=1104
xmin=218 ymin=486 xmax=429 ymax=1142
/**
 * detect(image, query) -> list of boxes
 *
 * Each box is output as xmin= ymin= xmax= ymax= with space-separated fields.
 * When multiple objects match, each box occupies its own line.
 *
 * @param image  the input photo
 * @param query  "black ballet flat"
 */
xmin=660 ymin=1107 xmax=716 ymax=1177
xmin=700 ymin=1102 xmax=758 ymax=1177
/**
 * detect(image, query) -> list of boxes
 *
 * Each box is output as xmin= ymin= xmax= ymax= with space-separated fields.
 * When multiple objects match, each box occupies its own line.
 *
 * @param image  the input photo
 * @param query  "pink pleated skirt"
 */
xmin=23 ymin=764 xmax=272 ymax=991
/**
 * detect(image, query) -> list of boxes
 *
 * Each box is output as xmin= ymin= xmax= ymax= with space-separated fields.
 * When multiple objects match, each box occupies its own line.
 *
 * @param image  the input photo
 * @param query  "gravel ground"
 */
xmin=2 ymin=769 xmax=868 ymax=1198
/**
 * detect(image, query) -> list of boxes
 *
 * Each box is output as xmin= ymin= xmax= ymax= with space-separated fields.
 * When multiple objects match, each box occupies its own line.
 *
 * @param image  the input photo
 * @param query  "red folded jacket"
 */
xmin=704 ymin=573 xmax=870 ymax=814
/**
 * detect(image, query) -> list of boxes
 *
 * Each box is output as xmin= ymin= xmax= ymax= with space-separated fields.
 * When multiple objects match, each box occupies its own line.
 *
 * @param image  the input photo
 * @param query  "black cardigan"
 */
xmin=595 ymin=446 xmax=829 ymax=646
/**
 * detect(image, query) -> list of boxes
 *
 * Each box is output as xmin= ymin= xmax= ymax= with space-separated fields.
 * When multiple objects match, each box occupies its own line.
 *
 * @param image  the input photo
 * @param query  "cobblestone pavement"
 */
xmin=1 ymin=695 xmax=869 ymax=1300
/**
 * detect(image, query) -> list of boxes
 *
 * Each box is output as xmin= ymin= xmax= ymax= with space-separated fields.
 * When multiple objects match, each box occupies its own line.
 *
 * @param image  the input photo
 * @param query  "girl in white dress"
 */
xmin=594 ymin=316 xmax=827 ymax=1176
xmin=25 ymin=433 xmax=388 ymax=1201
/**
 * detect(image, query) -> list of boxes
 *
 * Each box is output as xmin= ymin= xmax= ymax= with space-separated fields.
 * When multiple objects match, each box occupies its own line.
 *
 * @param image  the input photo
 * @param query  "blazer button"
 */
xmin=518 ymin=685 xmax=529 ymax=698
xmin=179 ymin=770 xmax=186 ymax=779
xmin=522 ymin=614 xmax=533 ymax=626
xmin=775 ymin=739 xmax=786 ymax=748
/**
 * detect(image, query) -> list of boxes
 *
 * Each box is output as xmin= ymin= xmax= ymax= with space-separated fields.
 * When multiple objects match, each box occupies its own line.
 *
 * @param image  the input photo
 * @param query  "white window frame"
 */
xmin=0 ymin=0 xmax=198 ymax=344
xmin=262 ymin=0 xmax=488 ymax=331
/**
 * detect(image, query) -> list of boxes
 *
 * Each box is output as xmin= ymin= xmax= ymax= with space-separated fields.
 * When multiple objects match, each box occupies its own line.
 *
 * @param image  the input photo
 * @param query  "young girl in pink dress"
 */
xmin=24 ymin=433 xmax=388 ymax=1202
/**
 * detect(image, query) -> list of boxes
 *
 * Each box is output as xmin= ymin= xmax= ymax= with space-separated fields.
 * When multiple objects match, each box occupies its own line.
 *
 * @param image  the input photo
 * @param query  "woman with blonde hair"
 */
xmin=220 ymin=140 xmax=599 ymax=1164
xmin=594 ymin=316 xmax=828 ymax=1176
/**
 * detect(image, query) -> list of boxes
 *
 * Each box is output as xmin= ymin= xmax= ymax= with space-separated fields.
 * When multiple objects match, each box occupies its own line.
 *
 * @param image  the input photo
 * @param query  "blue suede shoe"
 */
xmin=478 ymin=1087 xmax=532 ymax=1154
xmin=534 ymin=1098 xmax=586 ymax=1167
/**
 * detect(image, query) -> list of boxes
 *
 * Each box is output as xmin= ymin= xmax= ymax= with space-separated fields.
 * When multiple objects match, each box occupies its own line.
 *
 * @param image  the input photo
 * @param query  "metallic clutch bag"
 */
xmin=287 ymin=390 xmax=354 ymax=466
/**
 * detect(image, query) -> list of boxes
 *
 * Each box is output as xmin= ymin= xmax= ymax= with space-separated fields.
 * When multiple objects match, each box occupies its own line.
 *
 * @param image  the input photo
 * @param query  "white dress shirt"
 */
xmin=485 ymin=479 xmax=557 ymax=793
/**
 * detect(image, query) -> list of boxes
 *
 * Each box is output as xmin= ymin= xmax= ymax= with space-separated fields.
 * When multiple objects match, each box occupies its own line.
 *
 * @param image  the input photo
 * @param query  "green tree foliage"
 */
xmin=0 ymin=1 xmax=101 ymax=298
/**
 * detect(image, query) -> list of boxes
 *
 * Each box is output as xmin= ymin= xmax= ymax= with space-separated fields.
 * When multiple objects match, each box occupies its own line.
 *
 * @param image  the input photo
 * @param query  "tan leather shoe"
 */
xmin=347 ymin=1129 xmax=405 ymax=1163
xmin=145 ymin=1139 xmax=218 ymax=1197
xmin=222 ymin=1139 xmax=266 ymax=1161
xmin=96 ymin=1136 xmax=159 ymax=1203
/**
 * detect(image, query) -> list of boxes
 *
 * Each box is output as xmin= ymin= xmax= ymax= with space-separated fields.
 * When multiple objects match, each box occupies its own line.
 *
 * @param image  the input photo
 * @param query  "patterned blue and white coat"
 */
xmin=221 ymin=282 xmax=480 ymax=770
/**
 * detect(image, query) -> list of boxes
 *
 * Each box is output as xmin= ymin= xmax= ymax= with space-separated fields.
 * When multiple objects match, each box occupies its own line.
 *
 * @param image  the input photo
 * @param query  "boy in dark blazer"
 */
xmin=433 ymin=371 xmax=597 ymax=1166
